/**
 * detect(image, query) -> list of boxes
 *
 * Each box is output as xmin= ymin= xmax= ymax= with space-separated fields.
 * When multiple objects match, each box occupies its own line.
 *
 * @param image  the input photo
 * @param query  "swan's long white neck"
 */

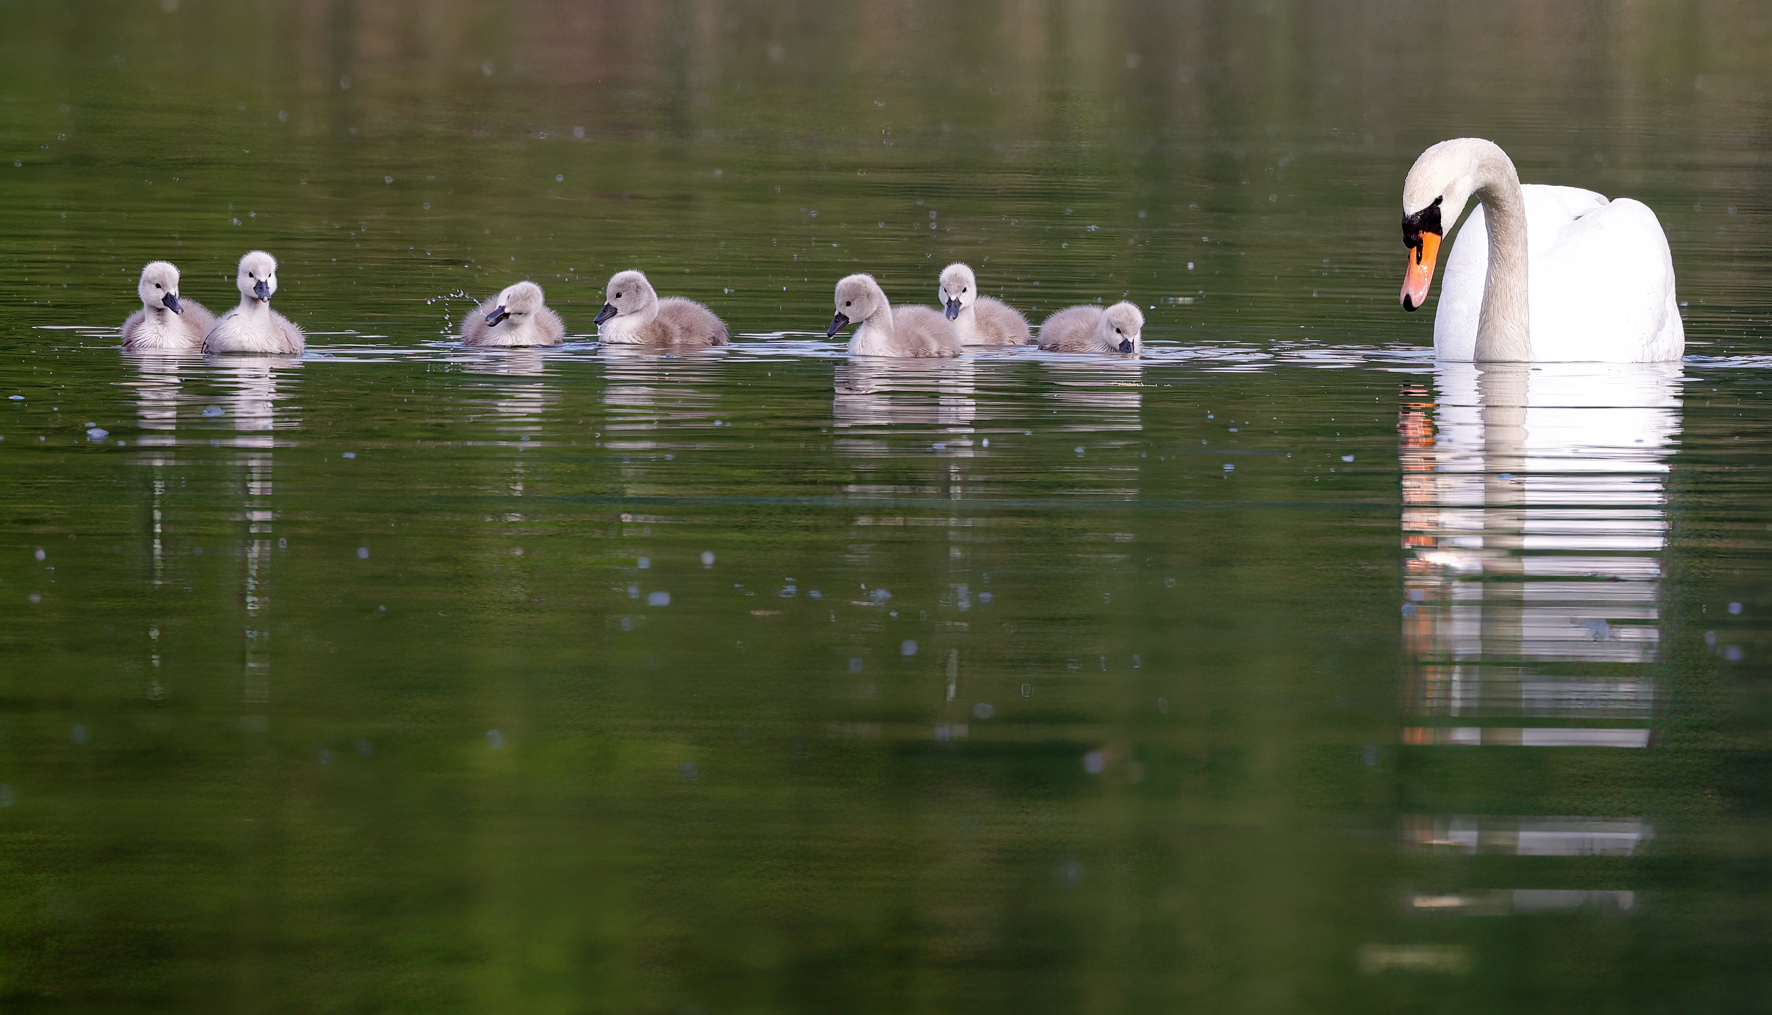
xmin=1466 ymin=145 xmax=1531 ymax=361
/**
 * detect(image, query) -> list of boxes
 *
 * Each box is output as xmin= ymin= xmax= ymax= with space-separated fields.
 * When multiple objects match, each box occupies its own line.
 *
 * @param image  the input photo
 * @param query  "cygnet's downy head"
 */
xmin=1103 ymin=301 xmax=1144 ymax=354
xmin=593 ymin=271 xmax=655 ymax=325
xmin=827 ymin=274 xmax=884 ymax=337
xmin=138 ymin=260 xmax=183 ymax=314
xmin=487 ymin=280 xmax=547 ymax=326
xmin=937 ymin=262 xmax=977 ymax=320
xmin=235 ymin=250 xmax=278 ymax=302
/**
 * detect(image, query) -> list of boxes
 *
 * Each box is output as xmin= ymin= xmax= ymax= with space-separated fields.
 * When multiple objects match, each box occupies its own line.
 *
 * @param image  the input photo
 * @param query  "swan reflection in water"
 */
xmin=1397 ymin=361 xmax=1680 ymax=915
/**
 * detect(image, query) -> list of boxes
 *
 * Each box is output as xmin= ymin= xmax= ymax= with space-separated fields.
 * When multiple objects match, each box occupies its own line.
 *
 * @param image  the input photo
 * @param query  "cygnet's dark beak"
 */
xmin=825 ymin=312 xmax=850 ymax=338
xmin=162 ymin=291 xmax=182 ymax=314
xmin=486 ymin=306 xmax=511 ymax=326
xmin=944 ymin=297 xmax=961 ymax=320
xmin=252 ymin=279 xmax=270 ymax=302
xmin=593 ymin=303 xmax=618 ymax=326
xmin=1118 ymin=338 xmax=1134 ymax=354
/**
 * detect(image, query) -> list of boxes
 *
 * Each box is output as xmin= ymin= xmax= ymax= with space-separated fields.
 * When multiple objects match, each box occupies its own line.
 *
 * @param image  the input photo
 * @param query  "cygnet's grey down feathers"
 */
xmin=202 ymin=250 xmax=305 ymax=355
xmin=121 ymin=260 xmax=214 ymax=352
xmin=462 ymin=280 xmax=566 ymax=347
xmin=1037 ymin=301 xmax=1144 ymax=355
xmin=938 ymin=262 xmax=1029 ymax=345
xmin=594 ymin=270 xmax=728 ymax=346
xmin=827 ymin=273 xmax=961 ymax=358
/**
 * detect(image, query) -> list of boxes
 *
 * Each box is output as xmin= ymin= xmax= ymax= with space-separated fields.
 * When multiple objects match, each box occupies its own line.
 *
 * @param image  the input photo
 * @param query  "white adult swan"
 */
xmin=1399 ymin=138 xmax=1683 ymax=362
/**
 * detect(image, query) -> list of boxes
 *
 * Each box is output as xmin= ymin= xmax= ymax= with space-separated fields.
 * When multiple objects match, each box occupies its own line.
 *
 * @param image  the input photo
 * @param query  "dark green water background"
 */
xmin=2 ymin=1 xmax=1771 ymax=1012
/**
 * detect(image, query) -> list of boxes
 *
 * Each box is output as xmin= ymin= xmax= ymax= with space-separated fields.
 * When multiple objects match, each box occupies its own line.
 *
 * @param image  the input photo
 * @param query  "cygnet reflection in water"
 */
xmin=122 ymin=261 xmax=215 ymax=352
xmin=937 ymin=262 xmax=1029 ymax=346
xmin=594 ymin=270 xmax=728 ymax=347
xmin=203 ymin=251 xmax=305 ymax=355
xmin=462 ymin=281 xmax=565 ymax=347
xmin=827 ymin=273 xmax=961 ymax=358
xmin=1038 ymin=301 xmax=1143 ymax=355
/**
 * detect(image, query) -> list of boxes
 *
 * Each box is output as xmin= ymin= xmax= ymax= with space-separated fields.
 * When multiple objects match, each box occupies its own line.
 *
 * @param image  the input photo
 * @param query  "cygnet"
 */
xmin=593 ymin=270 xmax=728 ymax=347
xmin=121 ymin=260 xmax=215 ymax=352
xmin=826 ymin=273 xmax=961 ymax=357
xmin=938 ymin=262 xmax=1029 ymax=345
xmin=202 ymin=251 xmax=305 ymax=355
xmin=462 ymin=281 xmax=566 ymax=347
xmin=1037 ymin=301 xmax=1144 ymax=355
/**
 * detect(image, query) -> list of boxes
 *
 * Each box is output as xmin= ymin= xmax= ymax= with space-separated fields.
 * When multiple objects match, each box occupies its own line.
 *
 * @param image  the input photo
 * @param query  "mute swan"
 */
xmin=462 ymin=281 xmax=566 ymax=347
xmin=121 ymin=261 xmax=214 ymax=352
xmin=826 ymin=273 xmax=961 ymax=358
xmin=1037 ymin=301 xmax=1143 ymax=354
xmin=202 ymin=251 xmax=305 ymax=355
xmin=1400 ymin=137 xmax=1683 ymax=362
xmin=938 ymin=263 xmax=1030 ymax=345
xmin=593 ymin=270 xmax=728 ymax=347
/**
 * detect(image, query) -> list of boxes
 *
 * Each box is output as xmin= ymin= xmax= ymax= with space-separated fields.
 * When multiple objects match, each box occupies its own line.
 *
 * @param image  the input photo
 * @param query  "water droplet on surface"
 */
xmin=71 ymin=724 xmax=90 ymax=745
xmin=972 ymin=702 xmax=994 ymax=720
xmin=341 ymin=452 xmax=356 ymax=459
xmin=1082 ymin=751 xmax=1105 ymax=774
xmin=647 ymin=591 xmax=671 ymax=607
xmin=900 ymin=640 xmax=917 ymax=656
xmin=700 ymin=551 xmax=715 ymax=567
xmin=487 ymin=730 xmax=506 ymax=749
xmin=638 ymin=557 xmax=651 ymax=569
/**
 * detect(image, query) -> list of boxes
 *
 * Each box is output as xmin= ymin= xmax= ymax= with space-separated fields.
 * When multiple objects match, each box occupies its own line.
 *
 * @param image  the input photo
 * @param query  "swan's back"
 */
xmin=1435 ymin=184 xmax=1682 ymax=362
xmin=969 ymin=296 xmax=1031 ymax=345
xmin=651 ymin=297 xmax=729 ymax=346
xmin=854 ymin=305 xmax=960 ymax=357
xmin=1037 ymin=305 xmax=1103 ymax=352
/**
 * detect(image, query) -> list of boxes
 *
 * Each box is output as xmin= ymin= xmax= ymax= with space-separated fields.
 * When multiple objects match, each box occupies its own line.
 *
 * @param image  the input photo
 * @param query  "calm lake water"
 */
xmin=3 ymin=1 xmax=1771 ymax=1012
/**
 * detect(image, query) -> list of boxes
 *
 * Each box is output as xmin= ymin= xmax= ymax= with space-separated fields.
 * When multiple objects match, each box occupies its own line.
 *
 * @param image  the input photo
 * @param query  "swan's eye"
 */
xmin=961 ymin=287 xmax=967 ymax=293
xmin=844 ymin=300 xmax=851 ymax=307
xmin=1115 ymin=327 xmax=1122 ymax=334
xmin=154 ymin=283 xmax=162 ymax=289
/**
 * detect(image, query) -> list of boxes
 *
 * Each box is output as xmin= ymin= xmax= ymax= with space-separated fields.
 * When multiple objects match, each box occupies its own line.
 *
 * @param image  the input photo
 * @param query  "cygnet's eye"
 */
xmin=1115 ymin=327 xmax=1122 ymax=334
xmin=844 ymin=300 xmax=851 ymax=307
xmin=154 ymin=283 xmax=163 ymax=289
xmin=961 ymin=287 xmax=967 ymax=293
xmin=614 ymin=292 xmax=623 ymax=299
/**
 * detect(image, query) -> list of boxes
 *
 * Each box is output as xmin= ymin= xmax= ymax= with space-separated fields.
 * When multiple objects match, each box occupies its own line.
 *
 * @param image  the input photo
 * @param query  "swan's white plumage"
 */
xmin=1405 ymin=139 xmax=1683 ymax=362
xmin=202 ymin=250 xmax=305 ymax=355
xmin=462 ymin=281 xmax=565 ymax=347
xmin=829 ymin=274 xmax=960 ymax=358
xmin=594 ymin=270 xmax=727 ymax=347
xmin=121 ymin=261 xmax=214 ymax=352
xmin=938 ymin=263 xmax=1029 ymax=346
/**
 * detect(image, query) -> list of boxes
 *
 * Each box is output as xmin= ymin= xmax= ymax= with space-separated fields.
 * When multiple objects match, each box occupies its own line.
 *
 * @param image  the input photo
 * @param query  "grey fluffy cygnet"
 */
xmin=938 ymin=262 xmax=1029 ymax=346
xmin=121 ymin=260 xmax=215 ymax=352
xmin=593 ymin=270 xmax=728 ymax=347
xmin=826 ymin=273 xmax=960 ymax=358
xmin=1037 ymin=301 xmax=1144 ymax=355
xmin=202 ymin=251 xmax=305 ymax=355
xmin=462 ymin=281 xmax=566 ymax=347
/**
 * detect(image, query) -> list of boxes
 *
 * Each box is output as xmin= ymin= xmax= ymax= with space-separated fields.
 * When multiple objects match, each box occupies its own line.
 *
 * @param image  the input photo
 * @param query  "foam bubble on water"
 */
xmin=1082 ymin=750 xmax=1105 ymax=774
xmin=487 ymin=730 xmax=506 ymax=749
xmin=647 ymin=591 xmax=671 ymax=607
xmin=701 ymin=551 xmax=715 ymax=567
xmin=900 ymin=639 xmax=917 ymax=656
xmin=972 ymin=702 xmax=994 ymax=720
xmin=356 ymin=547 xmax=369 ymax=559
xmin=638 ymin=557 xmax=651 ymax=569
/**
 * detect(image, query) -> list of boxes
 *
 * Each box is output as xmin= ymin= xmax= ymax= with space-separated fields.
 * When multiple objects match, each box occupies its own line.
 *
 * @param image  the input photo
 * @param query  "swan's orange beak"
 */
xmin=1401 ymin=232 xmax=1440 ymax=312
